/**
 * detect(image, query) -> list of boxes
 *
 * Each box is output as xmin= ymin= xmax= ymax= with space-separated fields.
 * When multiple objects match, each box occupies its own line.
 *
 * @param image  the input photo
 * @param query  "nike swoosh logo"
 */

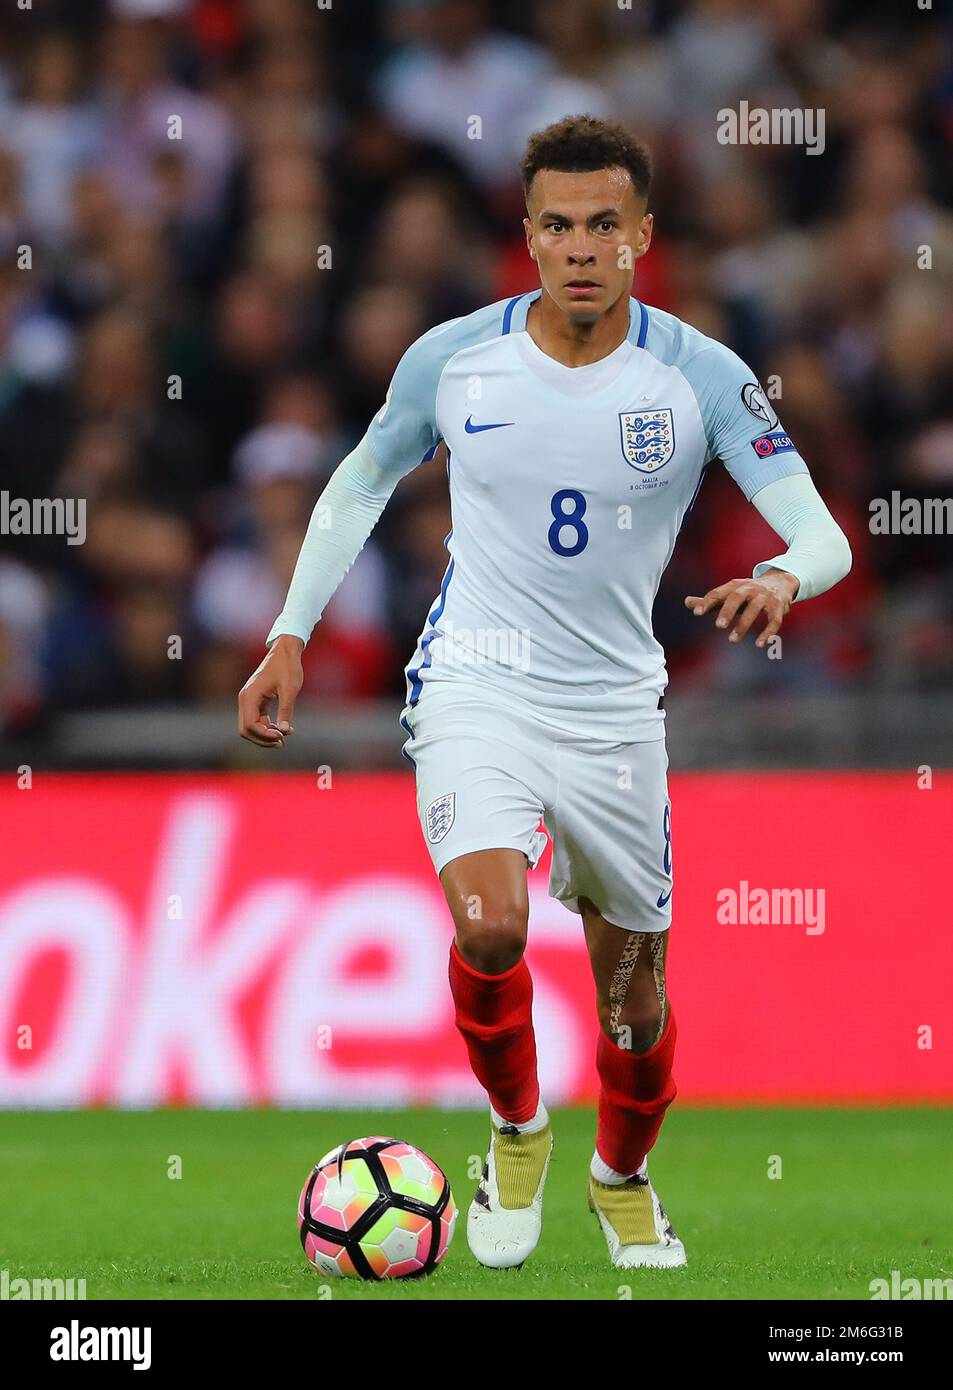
xmin=465 ymin=416 xmax=514 ymax=433
xmin=657 ymin=888 xmax=673 ymax=908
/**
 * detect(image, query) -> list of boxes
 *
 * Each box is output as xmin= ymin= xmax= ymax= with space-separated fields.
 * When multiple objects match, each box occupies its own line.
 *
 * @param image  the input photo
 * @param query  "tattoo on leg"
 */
xmin=650 ymin=932 xmax=667 ymax=1041
xmin=608 ymin=932 xmax=645 ymax=1037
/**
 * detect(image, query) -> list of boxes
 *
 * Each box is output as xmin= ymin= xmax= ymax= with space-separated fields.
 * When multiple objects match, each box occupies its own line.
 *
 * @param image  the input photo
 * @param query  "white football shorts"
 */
xmin=401 ymin=682 xmax=673 ymax=933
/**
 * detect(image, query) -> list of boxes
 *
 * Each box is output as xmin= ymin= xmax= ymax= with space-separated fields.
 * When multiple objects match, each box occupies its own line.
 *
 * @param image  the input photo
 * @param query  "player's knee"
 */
xmin=597 ymin=995 xmax=664 ymax=1054
xmin=454 ymin=904 xmax=528 ymax=974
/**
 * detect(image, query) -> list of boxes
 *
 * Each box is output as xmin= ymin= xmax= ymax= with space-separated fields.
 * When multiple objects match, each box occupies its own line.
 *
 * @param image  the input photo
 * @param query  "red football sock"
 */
xmin=595 ymin=1006 xmax=677 ymax=1175
xmin=448 ymin=941 xmax=540 ymax=1125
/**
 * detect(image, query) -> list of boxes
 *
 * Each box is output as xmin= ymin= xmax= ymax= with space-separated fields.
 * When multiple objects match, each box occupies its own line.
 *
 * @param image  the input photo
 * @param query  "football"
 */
xmin=298 ymin=1136 xmax=457 ymax=1279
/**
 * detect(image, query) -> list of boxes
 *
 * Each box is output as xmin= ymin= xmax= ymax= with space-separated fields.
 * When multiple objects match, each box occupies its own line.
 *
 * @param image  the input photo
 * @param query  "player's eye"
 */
xmin=597 ymin=221 xmax=617 ymax=232
xmin=546 ymin=221 xmax=565 ymax=233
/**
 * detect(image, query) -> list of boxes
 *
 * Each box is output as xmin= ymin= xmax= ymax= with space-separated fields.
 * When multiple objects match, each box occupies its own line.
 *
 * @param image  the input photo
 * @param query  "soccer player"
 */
xmin=239 ymin=116 xmax=851 ymax=1270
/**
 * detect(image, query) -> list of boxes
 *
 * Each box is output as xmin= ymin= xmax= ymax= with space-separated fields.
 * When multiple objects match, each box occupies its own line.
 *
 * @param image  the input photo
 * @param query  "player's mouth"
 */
xmin=565 ymin=280 xmax=601 ymax=298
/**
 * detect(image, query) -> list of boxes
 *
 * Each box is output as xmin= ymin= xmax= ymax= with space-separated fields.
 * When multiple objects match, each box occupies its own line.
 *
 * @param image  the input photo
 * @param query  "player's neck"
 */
xmin=525 ymin=291 xmax=631 ymax=368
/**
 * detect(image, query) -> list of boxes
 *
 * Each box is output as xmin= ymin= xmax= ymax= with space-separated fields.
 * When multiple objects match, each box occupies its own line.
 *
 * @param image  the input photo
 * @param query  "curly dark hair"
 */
xmin=521 ymin=114 xmax=652 ymax=202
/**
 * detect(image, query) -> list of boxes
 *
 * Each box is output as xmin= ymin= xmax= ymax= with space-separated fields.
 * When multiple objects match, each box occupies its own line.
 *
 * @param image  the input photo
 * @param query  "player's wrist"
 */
xmin=760 ymin=568 xmax=800 ymax=602
xmin=269 ymin=633 xmax=306 ymax=656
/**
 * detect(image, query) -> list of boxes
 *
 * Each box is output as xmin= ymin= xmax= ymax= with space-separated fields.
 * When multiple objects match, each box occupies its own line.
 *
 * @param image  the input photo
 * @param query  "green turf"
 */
xmin=0 ymin=1107 xmax=950 ymax=1300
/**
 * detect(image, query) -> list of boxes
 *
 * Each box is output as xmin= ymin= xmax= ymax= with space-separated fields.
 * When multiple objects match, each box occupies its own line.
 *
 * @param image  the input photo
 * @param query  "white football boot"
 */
xmin=467 ymin=1115 xmax=554 ymax=1269
xmin=589 ymin=1159 xmax=687 ymax=1269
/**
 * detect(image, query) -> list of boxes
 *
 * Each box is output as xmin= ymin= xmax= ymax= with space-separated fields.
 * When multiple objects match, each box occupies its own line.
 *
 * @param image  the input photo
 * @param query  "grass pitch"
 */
xmin=1 ymin=1107 xmax=949 ymax=1300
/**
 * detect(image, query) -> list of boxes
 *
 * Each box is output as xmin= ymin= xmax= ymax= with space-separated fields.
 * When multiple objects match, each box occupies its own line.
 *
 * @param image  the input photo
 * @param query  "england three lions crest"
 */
xmin=619 ymin=408 xmax=675 ymax=473
xmin=426 ymin=792 xmax=455 ymax=844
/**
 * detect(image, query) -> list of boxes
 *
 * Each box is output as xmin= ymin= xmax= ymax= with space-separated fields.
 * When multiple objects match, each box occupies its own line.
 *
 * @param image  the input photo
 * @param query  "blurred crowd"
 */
xmin=1 ymin=0 xmax=952 ymax=738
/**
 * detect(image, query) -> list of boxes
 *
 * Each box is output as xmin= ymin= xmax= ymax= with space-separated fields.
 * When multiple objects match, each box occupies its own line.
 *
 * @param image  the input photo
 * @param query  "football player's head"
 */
xmin=522 ymin=115 xmax=653 ymax=325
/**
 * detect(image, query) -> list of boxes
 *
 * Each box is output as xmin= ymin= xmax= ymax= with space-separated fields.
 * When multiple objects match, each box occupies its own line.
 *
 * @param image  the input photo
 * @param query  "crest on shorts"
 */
xmin=619 ymin=408 xmax=675 ymax=472
xmin=426 ymin=792 xmax=456 ymax=844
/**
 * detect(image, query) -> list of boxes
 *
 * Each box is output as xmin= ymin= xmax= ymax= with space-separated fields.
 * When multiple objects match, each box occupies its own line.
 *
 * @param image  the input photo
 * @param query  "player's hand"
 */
xmin=238 ymin=635 xmax=304 ymax=748
xmin=684 ymin=569 xmax=800 ymax=649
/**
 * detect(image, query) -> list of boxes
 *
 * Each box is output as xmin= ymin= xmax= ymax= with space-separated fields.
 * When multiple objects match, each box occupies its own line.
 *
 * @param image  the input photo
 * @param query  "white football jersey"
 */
xmin=367 ymin=291 xmax=808 ymax=741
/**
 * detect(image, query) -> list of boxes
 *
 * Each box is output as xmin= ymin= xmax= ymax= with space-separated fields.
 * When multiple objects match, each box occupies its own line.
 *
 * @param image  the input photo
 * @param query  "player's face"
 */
xmin=524 ymin=166 xmax=652 ymax=325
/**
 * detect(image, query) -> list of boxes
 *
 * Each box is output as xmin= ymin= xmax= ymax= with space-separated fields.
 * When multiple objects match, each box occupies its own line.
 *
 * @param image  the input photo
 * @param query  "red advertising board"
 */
xmin=1 ymin=773 xmax=950 ymax=1106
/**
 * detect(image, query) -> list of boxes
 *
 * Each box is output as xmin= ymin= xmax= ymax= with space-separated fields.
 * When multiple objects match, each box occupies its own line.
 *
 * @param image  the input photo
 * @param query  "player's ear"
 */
xmin=523 ymin=215 xmax=536 ymax=261
xmin=635 ymin=212 xmax=654 ymax=259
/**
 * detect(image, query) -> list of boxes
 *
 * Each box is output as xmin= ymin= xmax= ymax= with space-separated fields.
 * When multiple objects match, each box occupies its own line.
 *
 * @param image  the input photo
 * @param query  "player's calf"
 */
xmin=584 ymin=911 xmax=685 ymax=1266
xmin=590 ymin=998 xmax=685 ymax=1269
xmin=440 ymin=849 xmax=552 ymax=1267
xmin=443 ymin=851 xmax=538 ymax=1125
xmin=449 ymin=929 xmax=553 ymax=1270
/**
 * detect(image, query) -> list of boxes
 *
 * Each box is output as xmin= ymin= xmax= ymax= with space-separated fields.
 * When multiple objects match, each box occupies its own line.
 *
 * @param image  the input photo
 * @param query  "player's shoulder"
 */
xmin=639 ymin=302 xmax=795 ymax=472
xmin=368 ymin=298 xmax=522 ymax=470
xmin=398 ymin=297 xmax=523 ymax=379
xmin=639 ymin=302 xmax=750 ymax=387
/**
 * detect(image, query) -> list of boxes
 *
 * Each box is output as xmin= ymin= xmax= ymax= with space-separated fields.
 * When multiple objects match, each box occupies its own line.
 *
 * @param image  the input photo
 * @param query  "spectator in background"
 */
xmin=514 ymin=0 xmax=611 ymax=151
xmin=367 ymin=179 xmax=492 ymax=321
xmin=377 ymin=0 xmax=551 ymax=205
xmin=41 ymin=499 xmax=196 ymax=708
xmin=2 ymin=32 xmax=102 ymax=249
xmin=99 ymin=16 xmax=237 ymax=227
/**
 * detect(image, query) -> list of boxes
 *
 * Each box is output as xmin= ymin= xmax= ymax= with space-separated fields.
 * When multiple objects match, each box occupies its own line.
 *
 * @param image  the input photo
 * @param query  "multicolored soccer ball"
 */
xmin=298 ymin=1136 xmax=457 ymax=1280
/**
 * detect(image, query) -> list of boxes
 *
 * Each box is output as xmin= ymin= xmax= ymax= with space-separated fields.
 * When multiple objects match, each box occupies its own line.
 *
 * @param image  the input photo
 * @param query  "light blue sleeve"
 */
xmin=265 ymin=436 xmax=398 ymax=647
xmin=366 ymin=302 xmax=512 ymax=475
xmin=678 ymin=340 xmax=810 ymax=501
xmin=365 ymin=322 xmax=455 ymax=475
xmin=750 ymin=474 xmax=852 ymax=602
